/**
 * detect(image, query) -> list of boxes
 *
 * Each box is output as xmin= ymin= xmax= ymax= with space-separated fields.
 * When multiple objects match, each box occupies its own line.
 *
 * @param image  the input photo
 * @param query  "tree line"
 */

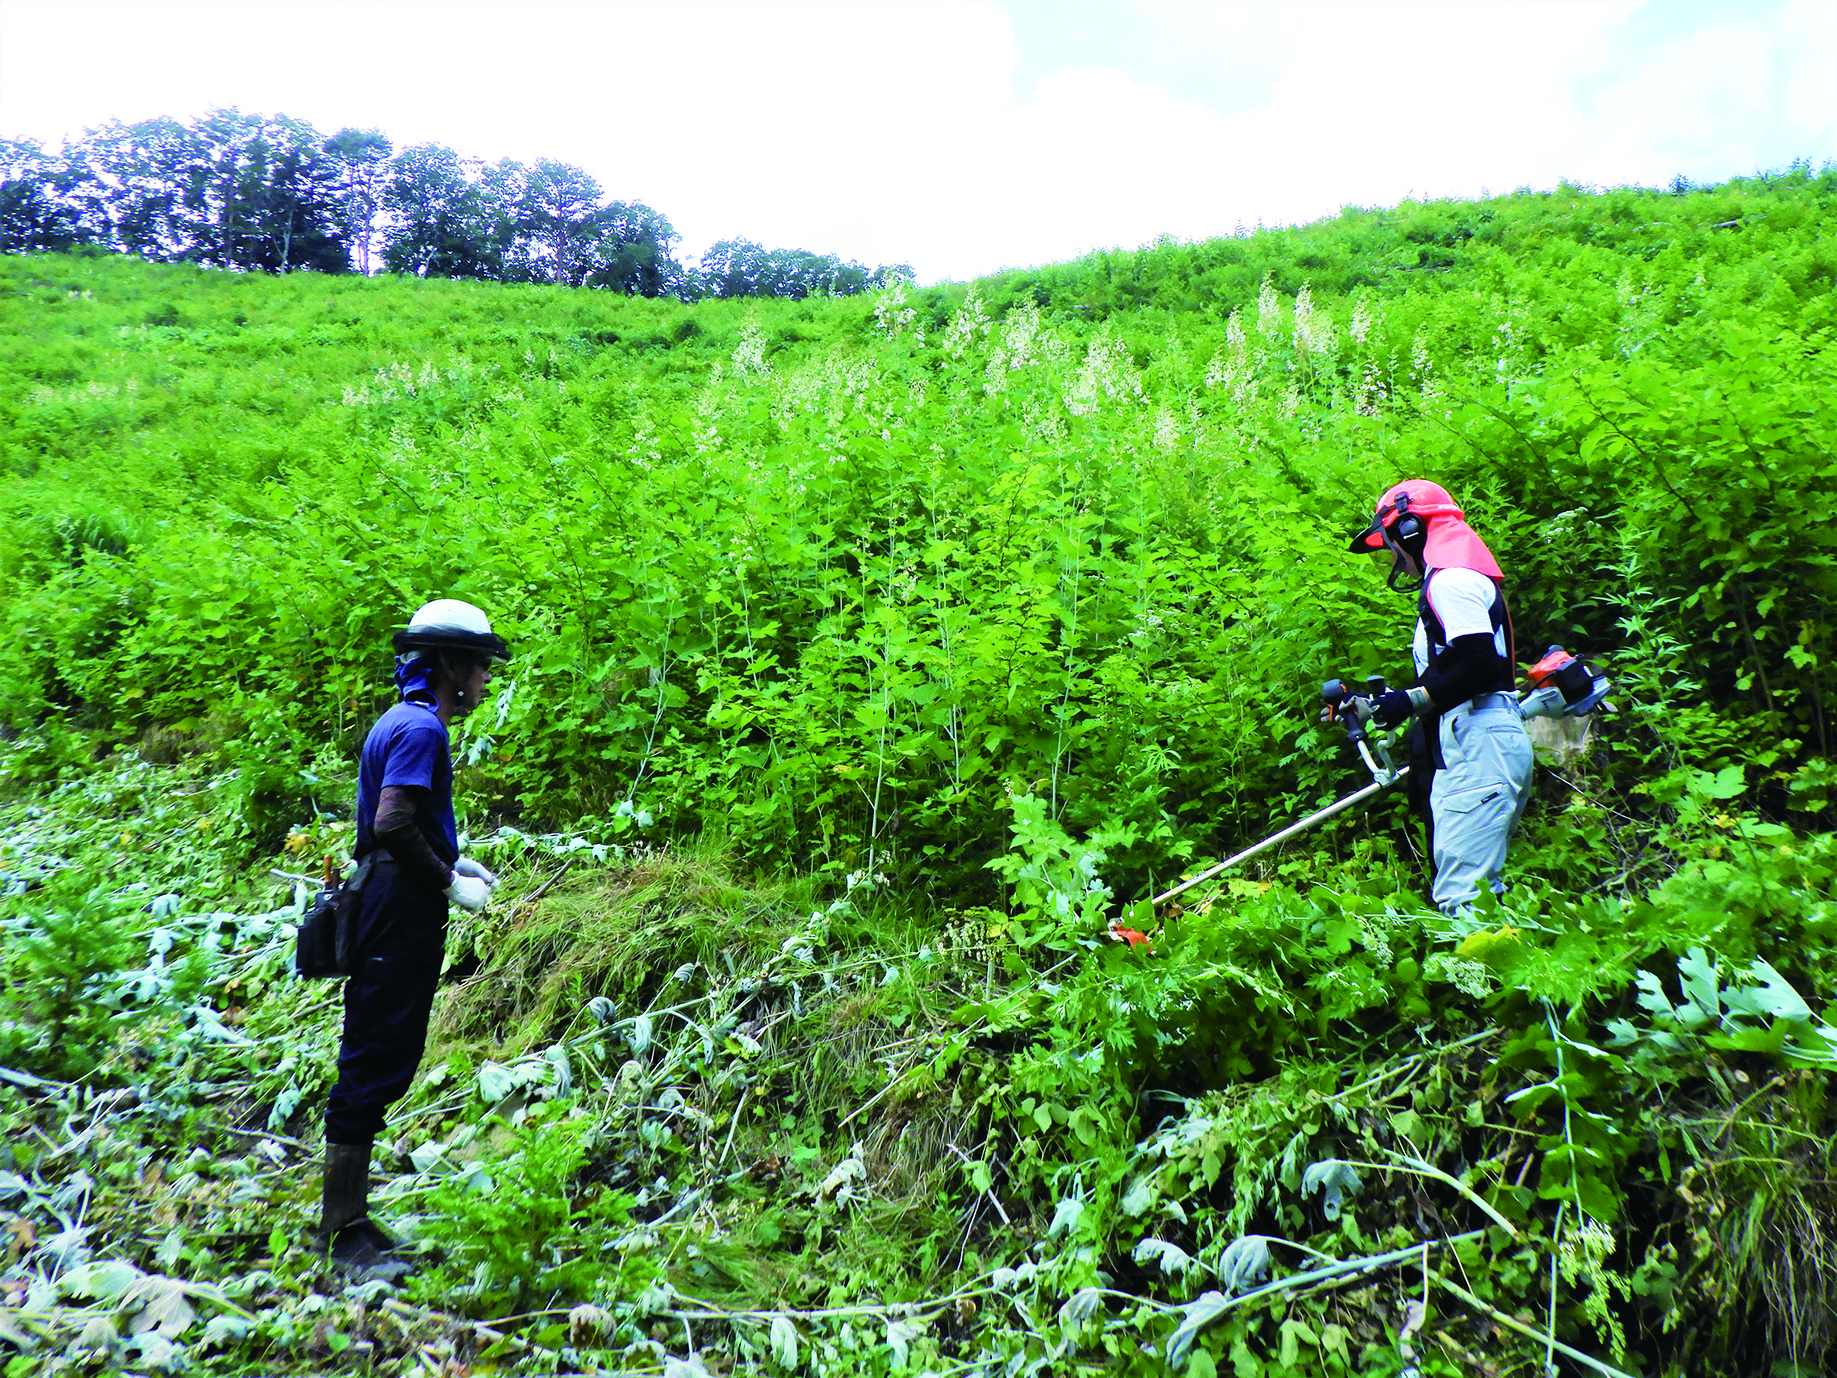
xmin=0 ymin=108 xmax=910 ymax=300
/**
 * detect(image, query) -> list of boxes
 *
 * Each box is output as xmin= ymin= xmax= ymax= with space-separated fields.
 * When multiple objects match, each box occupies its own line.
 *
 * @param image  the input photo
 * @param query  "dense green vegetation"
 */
xmin=1 ymin=165 xmax=1834 ymax=1377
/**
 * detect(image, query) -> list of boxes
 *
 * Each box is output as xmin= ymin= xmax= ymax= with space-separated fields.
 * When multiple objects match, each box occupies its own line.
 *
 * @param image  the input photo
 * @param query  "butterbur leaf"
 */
xmin=1216 ymin=1234 xmax=1272 ymax=1293
xmin=1166 ymin=1291 xmax=1231 ymax=1370
xmin=1133 ymin=1237 xmax=1199 ymax=1276
xmin=1301 ymin=1159 xmax=1363 ymax=1219
xmin=769 ymin=1314 xmax=798 ymax=1367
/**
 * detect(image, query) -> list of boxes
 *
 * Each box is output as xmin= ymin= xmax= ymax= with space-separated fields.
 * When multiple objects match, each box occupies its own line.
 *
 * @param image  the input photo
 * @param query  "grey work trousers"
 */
xmin=1430 ymin=694 xmax=1534 ymax=915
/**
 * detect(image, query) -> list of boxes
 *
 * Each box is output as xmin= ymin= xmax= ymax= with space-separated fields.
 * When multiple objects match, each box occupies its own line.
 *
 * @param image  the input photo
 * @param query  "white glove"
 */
xmin=444 ymin=874 xmax=492 ymax=912
xmin=453 ymin=857 xmax=499 ymax=888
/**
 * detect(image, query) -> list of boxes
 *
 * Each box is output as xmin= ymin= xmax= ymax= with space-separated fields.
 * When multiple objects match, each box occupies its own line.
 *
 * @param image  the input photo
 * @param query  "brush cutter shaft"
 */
xmin=1152 ymin=768 xmax=1409 ymax=907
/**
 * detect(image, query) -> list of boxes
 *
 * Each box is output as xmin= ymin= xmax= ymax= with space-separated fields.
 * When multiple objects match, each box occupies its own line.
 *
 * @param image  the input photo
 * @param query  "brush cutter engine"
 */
xmin=1519 ymin=646 xmax=1611 ymax=719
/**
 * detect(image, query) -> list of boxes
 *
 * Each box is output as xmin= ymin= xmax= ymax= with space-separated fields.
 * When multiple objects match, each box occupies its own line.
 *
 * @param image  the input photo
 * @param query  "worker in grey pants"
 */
xmin=1348 ymin=479 xmax=1534 ymax=915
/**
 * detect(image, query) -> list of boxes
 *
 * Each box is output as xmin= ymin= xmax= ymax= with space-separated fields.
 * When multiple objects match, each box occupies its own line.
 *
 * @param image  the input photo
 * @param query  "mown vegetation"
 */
xmin=1 ymin=165 xmax=1834 ymax=1377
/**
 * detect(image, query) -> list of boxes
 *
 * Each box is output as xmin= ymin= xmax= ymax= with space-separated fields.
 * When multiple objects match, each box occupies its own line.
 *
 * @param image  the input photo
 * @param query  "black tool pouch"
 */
xmin=294 ymin=856 xmax=374 ymax=979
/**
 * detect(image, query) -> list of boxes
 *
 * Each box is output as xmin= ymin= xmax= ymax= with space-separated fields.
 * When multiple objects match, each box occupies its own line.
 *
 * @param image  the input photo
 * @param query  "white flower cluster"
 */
xmin=339 ymin=358 xmax=470 ymax=407
xmin=983 ymin=302 xmax=1067 ymax=395
xmin=872 ymin=284 xmax=923 ymax=343
xmin=1410 ymin=327 xmax=1442 ymax=409
xmin=731 ymin=316 xmax=771 ymax=377
xmin=1255 ymin=273 xmax=1283 ymax=344
xmin=1349 ymin=295 xmax=1376 ymax=346
xmin=1066 ymin=333 xmax=1143 ymax=416
xmin=1152 ymin=406 xmax=1180 ymax=452
xmin=1290 ymin=283 xmax=1337 ymax=362
xmin=1205 ymin=309 xmax=1256 ymax=405
xmin=940 ymin=288 xmax=991 ymax=361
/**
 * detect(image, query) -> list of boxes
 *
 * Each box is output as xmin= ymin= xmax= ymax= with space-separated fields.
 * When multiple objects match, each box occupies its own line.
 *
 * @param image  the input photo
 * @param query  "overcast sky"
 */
xmin=2 ymin=0 xmax=1832 ymax=283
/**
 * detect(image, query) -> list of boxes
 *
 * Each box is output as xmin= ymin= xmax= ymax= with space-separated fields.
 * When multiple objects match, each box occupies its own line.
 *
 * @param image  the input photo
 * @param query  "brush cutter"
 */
xmin=1149 ymin=649 xmax=1609 ymax=908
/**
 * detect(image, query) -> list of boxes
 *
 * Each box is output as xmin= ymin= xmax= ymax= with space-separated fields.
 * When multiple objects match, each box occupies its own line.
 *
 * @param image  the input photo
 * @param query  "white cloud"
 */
xmin=1 ymin=0 xmax=1830 ymax=283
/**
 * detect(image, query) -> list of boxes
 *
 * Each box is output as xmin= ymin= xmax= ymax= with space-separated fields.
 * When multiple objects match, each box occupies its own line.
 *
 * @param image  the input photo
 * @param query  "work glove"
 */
xmin=453 ymin=857 xmax=499 ymax=889
xmin=444 ymin=874 xmax=492 ymax=912
xmin=1369 ymin=688 xmax=1417 ymax=729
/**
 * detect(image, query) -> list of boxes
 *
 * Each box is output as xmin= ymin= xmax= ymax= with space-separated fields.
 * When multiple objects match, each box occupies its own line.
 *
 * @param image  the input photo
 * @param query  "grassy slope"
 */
xmin=1 ymin=170 xmax=1835 ymax=1377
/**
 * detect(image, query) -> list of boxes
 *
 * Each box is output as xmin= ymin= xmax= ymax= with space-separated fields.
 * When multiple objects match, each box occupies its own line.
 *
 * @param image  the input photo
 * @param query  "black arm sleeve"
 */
xmin=374 ymin=788 xmax=453 ymax=890
xmin=1420 ymin=633 xmax=1507 ymax=710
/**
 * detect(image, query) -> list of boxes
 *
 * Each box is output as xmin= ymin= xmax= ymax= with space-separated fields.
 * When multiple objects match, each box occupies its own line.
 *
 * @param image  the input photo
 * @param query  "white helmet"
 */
xmin=393 ymin=598 xmax=509 ymax=661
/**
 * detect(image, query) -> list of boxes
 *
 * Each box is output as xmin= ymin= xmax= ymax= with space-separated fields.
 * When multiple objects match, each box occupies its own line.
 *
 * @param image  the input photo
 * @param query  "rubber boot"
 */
xmin=319 ymin=1140 xmax=412 ymax=1283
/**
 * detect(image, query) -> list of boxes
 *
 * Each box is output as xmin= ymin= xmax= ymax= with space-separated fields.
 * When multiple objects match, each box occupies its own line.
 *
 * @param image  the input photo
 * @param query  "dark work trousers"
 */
xmin=324 ymin=861 xmax=448 ymax=1146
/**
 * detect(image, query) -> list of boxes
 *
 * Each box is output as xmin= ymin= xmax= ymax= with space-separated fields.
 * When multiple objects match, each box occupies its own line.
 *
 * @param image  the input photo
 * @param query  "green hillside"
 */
xmin=1 ymin=166 xmax=1834 ymax=1376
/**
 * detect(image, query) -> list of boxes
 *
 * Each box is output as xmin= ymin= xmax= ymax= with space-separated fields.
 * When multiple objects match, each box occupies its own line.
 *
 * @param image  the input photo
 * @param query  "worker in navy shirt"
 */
xmin=1349 ymin=481 xmax=1534 ymax=915
xmin=319 ymin=599 xmax=509 ymax=1278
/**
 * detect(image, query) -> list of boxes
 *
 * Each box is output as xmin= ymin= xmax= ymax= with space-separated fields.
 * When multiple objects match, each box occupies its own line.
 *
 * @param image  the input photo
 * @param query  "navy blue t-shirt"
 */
xmin=355 ymin=701 xmax=458 ymax=866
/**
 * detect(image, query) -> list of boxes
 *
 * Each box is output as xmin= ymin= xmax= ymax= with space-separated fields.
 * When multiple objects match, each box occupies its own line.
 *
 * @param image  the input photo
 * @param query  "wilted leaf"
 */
xmin=587 ymin=995 xmax=616 ymax=1025
xmin=122 ymin=1274 xmax=196 ymax=1338
xmin=60 ymin=1258 xmax=142 ymax=1301
xmin=199 ymin=1313 xmax=255 ymax=1348
xmin=1132 ymin=1237 xmax=1199 ymax=1276
xmin=1047 ymin=1195 xmax=1084 ymax=1238
xmin=545 ymin=1043 xmax=573 ymax=1097
xmin=1059 ymin=1287 xmax=1104 ymax=1330
xmin=1301 ymin=1159 xmax=1363 ymax=1220
xmin=1166 ymin=1290 xmax=1231 ymax=1370
xmin=816 ymin=1155 xmax=864 ymax=1200
xmin=769 ymin=1313 xmax=798 ymax=1366
xmin=1216 ymin=1234 xmax=1272 ymax=1294
xmin=885 ymin=1317 xmax=924 ymax=1365
xmin=477 ymin=1060 xmax=519 ymax=1102
xmin=629 ymin=1014 xmax=653 ymax=1056
xmin=1120 ymin=1176 xmax=1158 ymax=1216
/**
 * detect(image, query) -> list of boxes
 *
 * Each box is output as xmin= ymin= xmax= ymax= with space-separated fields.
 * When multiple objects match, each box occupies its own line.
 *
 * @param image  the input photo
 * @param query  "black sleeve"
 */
xmin=1420 ymin=633 xmax=1507 ymax=710
xmin=374 ymin=788 xmax=453 ymax=890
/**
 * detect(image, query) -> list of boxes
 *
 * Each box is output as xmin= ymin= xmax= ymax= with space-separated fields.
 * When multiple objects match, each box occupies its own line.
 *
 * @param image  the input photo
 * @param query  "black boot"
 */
xmin=319 ymin=1140 xmax=412 ymax=1282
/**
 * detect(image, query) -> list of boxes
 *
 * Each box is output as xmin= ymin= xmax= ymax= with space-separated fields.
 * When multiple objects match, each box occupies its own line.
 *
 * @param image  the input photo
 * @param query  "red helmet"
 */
xmin=1347 ymin=480 xmax=1464 ymax=554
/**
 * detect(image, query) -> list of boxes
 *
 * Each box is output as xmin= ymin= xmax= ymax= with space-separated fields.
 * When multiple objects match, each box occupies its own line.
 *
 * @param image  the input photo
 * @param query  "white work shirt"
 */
xmin=1412 ymin=566 xmax=1508 ymax=676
